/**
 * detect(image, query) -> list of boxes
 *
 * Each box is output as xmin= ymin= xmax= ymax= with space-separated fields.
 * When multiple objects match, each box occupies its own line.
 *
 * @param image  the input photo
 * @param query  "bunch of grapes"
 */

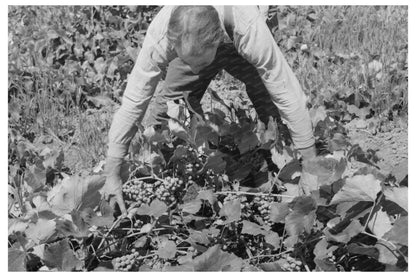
xmin=122 ymin=177 xmax=184 ymax=206
xmin=113 ymin=250 xmax=139 ymax=271
xmin=122 ymin=180 xmax=154 ymax=205
xmin=278 ymin=253 xmax=303 ymax=271
xmin=154 ymin=176 xmax=183 ymax=203
xmin=254 ymin=195 xmax=274 ymax=226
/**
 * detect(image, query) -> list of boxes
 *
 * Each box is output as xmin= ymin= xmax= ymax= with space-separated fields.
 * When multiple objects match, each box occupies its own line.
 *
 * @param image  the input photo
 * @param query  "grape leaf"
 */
xmin=167 ymin=100 xmax=181 ymax=120
xmin=41 ymin=148 xmax=64 ymax=170
xmin=324 ymin=219 xmax=362 ymax=243
xmin=330 ymin=174 xmax=381 ymax=205
xmin=43 ymin=239 xmax=83 ymax=271
xmin=181 ymin=199 xmax=202 ymax=214
xmin=25 ymin=164 xmax=46 ymax=191
xmin=347 ymin=243 xmax=378 ymax=259
xmin=383 ymin=187 xmax=407 ymax=212
xmin=264 ymin=232 xmax=280 ymax=249
xmin=219 ymin=199 xmax=241 ymax=223
xmin=313 ymin=238 xmax=337 ymax=260
xmin=192 ymin=245 xmax=243 ymax=271
xmin=8 ymin=248 xmax=26 ymax=271
xmin=188 ymin=229 xmax=211 ymax=246
xmin=136 ymin=199 xmax=167 ymax=218
xmin=284 ymin=210 xmax=316 ymax=248
xmin=9 ymin=218 xmax=29 ymax=235
xmin=203 ymin=151 xmax=227 ymax=174
xmin=258 ymin=262 xmax=283 ymax=271
xmin=376 ymin=240 xmax=398 ymax=265
xmin=140 ymin=223 xmax=153 ymax=234
xmin=289 ymin=196 xmax=317 ymax=214
xmin=383 ymin=216 xmax=407 ymax=246
xmin=157 ymin=237 xmax=177 ymax=259
xmin=278 ymin=159 xmax=301 ymax=183
xmin=269 ymin=202 xmax=290 ymax=223
xmin=314 ymin=258 xmax=337 ymax=271
xmin=197 ymin=190 xmax=218 ymax=208
xmin=368 ymin=210 xmax=393 ymax=237
xmin=303 ymin=156 xmax=346 ymax=187
xmin=25 ymin=218 xmax=57 ymax=244
xmin=47 ymin=175 xmax=105 ymax=216
xmin=168 ymin=118 xmax=191 ymax=144
xmin=241 ymin=220 xmax=267 ymax=236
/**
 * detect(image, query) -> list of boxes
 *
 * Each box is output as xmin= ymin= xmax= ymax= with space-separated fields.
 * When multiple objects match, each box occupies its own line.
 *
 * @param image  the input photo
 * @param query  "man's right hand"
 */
xmin=100 ymin=157 xmax=127 ymax=216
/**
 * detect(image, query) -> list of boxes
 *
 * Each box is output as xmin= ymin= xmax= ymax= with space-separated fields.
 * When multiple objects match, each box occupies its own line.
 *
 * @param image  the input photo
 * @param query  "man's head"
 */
xmin=167 ymin=6 xmax=224 ymax=74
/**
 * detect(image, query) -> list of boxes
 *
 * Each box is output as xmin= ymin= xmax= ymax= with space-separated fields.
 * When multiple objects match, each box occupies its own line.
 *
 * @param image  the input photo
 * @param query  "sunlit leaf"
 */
xmin=157 ymin=237 xmax=177 ymax=259
xmin=383 ymin=187 xmax=407 ymax=212
xmin=330 ymin=174 xmax=381 ymax=205
xmin=8 ymin=248 xmax=26 ymax=271
xmin=368 ymin=210 xmax=393 ymax=237
xmin=192 ymin=245 xmax=243 ymax=271
xmin=383 ymin=216 xmax=407 ymax=246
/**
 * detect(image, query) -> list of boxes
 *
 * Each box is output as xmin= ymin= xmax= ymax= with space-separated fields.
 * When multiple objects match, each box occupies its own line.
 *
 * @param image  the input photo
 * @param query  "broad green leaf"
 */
xmin=188 ymin=229 xmax=211 ymax=246
xmin=219 ymin=199 xmax=241 ymax=223
xmin=324 ymin=219 xmax=362 ymax=243
xmin=241 ymin=220 xmax=267 ymax=236
xmin=197 ymin=190 xmax=218 ymax=207
xmin=136 ymin=199 xmax=167 ymax=218
xmin=47 ymin=175 xmax=105 ymax=216
xmin=269 ymin=202 xmax=290 ymax=223
xmin=166 ymin=101 xmax=181 ymax=120
xmin=9 ymin=218 xmax=29 ymax=235
xmin=368 ymin=210 xmax=393 ymax=237
xmin=383 ymin=216 xmax=407 ymax=246
xmin=192 ymin=245 xmax=243 ymax=271
xmin=313 ymin=238 xmax=337 ymax=260
xmin=376 ymin=240 xmax=398 ymax=265
xmin=278 ymin=159 xmax=302 ymax=183
xmin=302 ymin=156 xmax=346 ymax=187
xmin=41 ymin=148 xmax=64 ymax=170
xmin=43 ymin=239 xmax=83 ymax=271
xmin=264 ymin=232 xmax=280 ymax=249
xmin=383 ymin=187 xmax=407 ymax=212
xmin=168 ymin=118 xmax=191 ymax=143
xmin=157 ymin=238 xmax=177 ymax=259
xmin=330 ymin=174 xmax=381 ymax=205
xmin=289 ymin=196 xmax=317 ymax=214
xmin=181 ymin=199 xmax=202 ymax=214
xmin=258 ymin=262 xmax=283 ymax=271
xmin=140 ymin=223 xmax=153 ymax=234
xmin=203 ymin=152 xmax=227 ymax=174
xmin=347 ymin=243 xmax=378 ymax=259
xmin=284 ymin=211 xmax=316 ymax=248
xmin=314 ymin=258 xmax=337 ymax=271
xmin=8 ymin=248 xmax=26 ymax=271
xmin=26 ymin=218 xmax=56 ymax=244
xmin=25 ymin=164 xmax=46 ymax=191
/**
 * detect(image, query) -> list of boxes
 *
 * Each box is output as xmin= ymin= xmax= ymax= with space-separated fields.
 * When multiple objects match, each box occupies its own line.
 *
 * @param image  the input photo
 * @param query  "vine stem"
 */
xmin=96 ymin=215 xmax=124 ymax=251
xmin=247 ymin=248 xmax=293 ymax=261
xmin=215 ymin=191 xmax=296 ymax=199
xmin=363 ymin=231 xmax=407 ymax=263
xmin=123 ymin=175 xmax=165 ymax=187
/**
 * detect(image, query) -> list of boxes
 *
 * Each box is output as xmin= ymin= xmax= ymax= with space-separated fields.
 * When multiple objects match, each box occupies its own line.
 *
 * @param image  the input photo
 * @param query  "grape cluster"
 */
xmin=254 ymin=195 xmax=274 ymax=225
xmin=113 ymin=250 xmax=139 ymax=271
xmin=122 ymin=177 xmax=184 ymax=206
xmin=278 ymin=254 xmax=303 ymax=271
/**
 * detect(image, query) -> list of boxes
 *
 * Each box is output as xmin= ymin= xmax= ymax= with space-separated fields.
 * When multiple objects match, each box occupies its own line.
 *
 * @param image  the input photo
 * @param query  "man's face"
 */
xmin=175 ymin=42 xmax=219 ymax=74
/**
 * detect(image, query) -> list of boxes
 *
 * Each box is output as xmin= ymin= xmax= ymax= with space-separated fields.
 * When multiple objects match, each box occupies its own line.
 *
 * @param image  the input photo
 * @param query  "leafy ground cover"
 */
xmin=8 ymin=5 xmax=408 ymax=271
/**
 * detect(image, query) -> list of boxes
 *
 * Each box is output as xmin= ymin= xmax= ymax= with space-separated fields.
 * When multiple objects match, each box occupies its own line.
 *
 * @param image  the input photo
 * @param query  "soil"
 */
xmin=345 ymin=116 xmax=408 ymax=182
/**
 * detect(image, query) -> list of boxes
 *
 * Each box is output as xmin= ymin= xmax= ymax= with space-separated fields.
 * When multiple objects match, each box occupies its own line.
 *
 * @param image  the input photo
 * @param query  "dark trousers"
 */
xmin=157 ymin=43 xmax=280 ymax=125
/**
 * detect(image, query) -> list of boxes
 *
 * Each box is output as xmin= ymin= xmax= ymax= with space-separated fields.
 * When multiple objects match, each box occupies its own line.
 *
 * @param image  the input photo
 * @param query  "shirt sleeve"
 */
xmin=235 ymin=10 xmax=315 ymax=150
xmin=107 ymin=21 xmax=170 ymax=159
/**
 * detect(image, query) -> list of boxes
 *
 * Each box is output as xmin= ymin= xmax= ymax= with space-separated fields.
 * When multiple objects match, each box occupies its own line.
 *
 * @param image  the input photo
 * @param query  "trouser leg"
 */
xmin=217 ymin=44 xmax=281 ymax=125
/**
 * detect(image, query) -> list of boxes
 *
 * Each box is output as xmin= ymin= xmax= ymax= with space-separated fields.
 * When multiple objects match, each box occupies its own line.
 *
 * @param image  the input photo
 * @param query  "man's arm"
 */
xmin=234 ymin=7 xmax=315 ymax=151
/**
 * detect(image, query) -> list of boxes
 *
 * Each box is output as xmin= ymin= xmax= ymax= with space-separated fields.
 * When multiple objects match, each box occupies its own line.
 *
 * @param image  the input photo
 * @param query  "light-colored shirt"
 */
xmin=107 ymin=5 xmax=315 ymax=159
